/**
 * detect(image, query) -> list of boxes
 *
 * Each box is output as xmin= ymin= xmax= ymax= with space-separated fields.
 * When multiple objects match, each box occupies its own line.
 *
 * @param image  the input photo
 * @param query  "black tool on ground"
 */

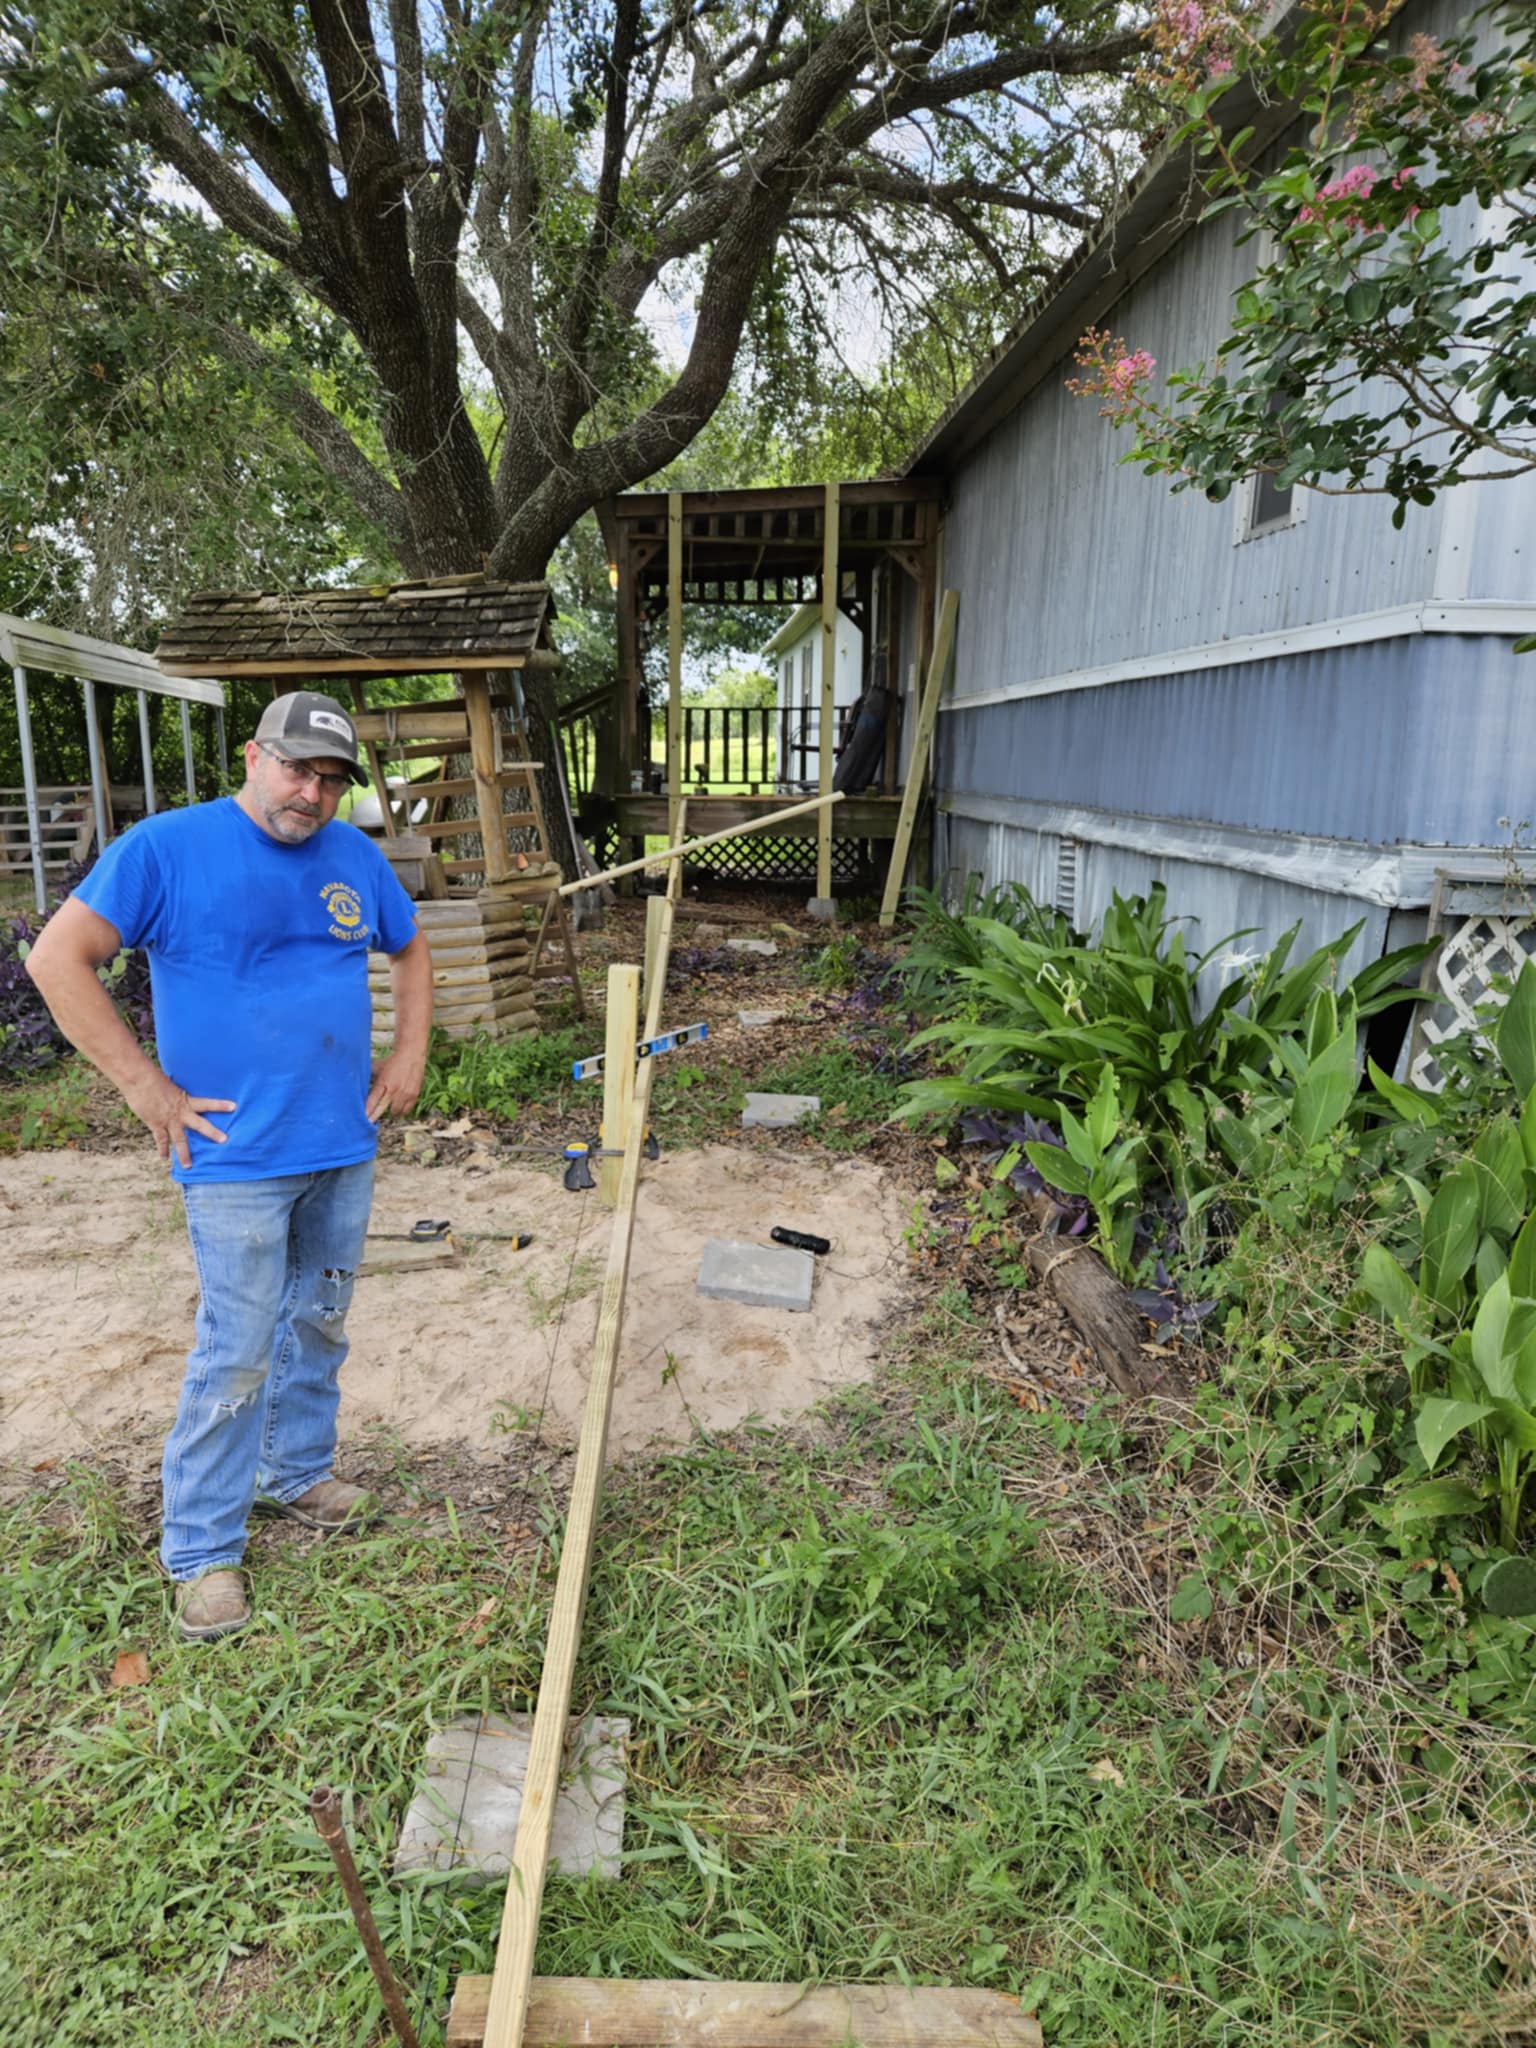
xmin=562 ymin=1131 xmax=661 ymax=1192
xmin=369 ymin=1220 xmax=533 ymax=1248
xmin=771 ymin=1227 xmax=831 ymax=1256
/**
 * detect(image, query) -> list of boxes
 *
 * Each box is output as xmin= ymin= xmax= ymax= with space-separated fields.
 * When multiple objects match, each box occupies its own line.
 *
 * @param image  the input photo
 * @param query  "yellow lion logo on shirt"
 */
xmin=320 ymin=882 xmax=367 ymax=942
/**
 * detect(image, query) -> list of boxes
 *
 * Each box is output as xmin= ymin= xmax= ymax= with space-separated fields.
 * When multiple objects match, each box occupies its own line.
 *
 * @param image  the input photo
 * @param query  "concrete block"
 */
xmin=807 ymin=897 xmax=838 ymax=923
xmin=698 ymin=1238 xmax=815 ymax=1312
xmin=394 ymin=1711 xmax=627 ymax=1882
xmin=725 ymin=938 xmax=778 ymax=956
xmin=742 ymin=1092 xmax=820 ymax=1129
xmin=738 ymin=1008 xmax=785 ymax=1029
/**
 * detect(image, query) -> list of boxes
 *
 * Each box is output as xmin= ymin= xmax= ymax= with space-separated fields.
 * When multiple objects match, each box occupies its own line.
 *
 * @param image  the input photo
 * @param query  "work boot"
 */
xmin=256 ymin=1478 xmax=381 ymax=1533
xmin=174 ymin=1569 xmax=252 ymax=1643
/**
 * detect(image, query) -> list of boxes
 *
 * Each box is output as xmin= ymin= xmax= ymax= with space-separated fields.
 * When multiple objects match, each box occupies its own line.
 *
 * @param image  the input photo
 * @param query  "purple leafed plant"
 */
xmin=960 ymin=1109 xmax=1215 ymax=1321
xmin=0 ymin=861 xmax=157 ymax=1082
xmin=0 ymin=915 xmax=68 ymax=1078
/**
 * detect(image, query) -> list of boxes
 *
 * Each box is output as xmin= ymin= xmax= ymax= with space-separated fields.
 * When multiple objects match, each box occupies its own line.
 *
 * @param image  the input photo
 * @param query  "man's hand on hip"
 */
xmin=367 ymin=1051 xmax=426 ymax=1122
xmin=123 ymin=1070 xmax=236 ymax=1169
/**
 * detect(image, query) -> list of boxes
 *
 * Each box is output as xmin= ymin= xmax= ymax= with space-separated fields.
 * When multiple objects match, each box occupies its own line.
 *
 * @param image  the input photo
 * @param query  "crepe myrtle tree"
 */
xmin=1071 ymin=0 xmax=1536 ymax=562
xmin=2 ymin=0 xmax=1150 ymax=590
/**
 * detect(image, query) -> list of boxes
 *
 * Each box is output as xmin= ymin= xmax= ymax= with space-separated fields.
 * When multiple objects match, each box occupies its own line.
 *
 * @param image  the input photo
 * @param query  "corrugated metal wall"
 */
xmin=917 ymin=0 xmax=1535 ymax=965
xmin=939 ymin=809 xmax=1393 ymax=994
xmin=938 ymin=0 xmax=1535 ymax=698
xmin=942 ymin=634 xmax=1536 ymax=846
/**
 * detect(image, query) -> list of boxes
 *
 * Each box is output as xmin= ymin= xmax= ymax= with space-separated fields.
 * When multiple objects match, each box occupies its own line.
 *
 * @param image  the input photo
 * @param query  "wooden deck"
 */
xmin=614 ymin=792 xmax=907 ymax=840
xmin=609 ymin=791 xmax=922 ymax=891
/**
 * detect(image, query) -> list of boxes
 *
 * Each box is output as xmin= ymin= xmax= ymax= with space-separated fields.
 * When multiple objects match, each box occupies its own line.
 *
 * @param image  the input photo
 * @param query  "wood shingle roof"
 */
xmin=155 ymin=575 xmax=554 ymax=678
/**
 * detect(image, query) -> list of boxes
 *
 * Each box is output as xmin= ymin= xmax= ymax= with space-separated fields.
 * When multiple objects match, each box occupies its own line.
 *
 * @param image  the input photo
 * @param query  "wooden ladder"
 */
xmin=349 ymin=691 xmax=583 ymax=1015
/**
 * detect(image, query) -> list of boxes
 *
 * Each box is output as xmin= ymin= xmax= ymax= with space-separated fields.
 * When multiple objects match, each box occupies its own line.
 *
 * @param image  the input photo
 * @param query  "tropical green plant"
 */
xmin=897 ymin=884 xmax=1427 ymax=1189
xmin=1015 ymin=1067 xmax=1148 ymax=1277
xmin=899 ymin=878 xmax=1080 ymax=1022
xmin=1359 ymin=964 xmax=1536 ymax=1554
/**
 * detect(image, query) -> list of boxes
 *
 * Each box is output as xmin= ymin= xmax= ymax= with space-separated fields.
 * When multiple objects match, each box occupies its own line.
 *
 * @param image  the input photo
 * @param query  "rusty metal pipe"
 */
xmin=309 ymin=1784 xmax=423 ymax=2048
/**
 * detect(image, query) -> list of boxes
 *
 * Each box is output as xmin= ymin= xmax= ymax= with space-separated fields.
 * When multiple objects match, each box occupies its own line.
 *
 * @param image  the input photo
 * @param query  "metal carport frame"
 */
xmin=0 ymin=615 xmax=225 ymax=913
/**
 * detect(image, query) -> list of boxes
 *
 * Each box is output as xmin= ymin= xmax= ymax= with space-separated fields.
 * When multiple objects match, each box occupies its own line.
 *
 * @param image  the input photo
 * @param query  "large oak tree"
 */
xmin=3 ymin=0 xmax=1149 ymax=588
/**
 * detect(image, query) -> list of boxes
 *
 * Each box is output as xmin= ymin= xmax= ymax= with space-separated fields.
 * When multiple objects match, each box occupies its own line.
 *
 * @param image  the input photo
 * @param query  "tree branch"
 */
xmin=216 ymin=324 xmax=416 ymax=556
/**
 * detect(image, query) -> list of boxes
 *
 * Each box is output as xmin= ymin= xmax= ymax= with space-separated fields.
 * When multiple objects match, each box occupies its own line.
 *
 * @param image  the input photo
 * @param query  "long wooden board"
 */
xmin=878 ymin=588 xmax=959 ymax=928
xmin=478 ymin=977 xmax=663 ymax=2048
xmin=448 ymin=1979 xmax=1043 ymax=2048
xmin=817 ymin=480 xmax=839 ymax=901
xmin=561 ymin=790 xmax=842 ymax=896
xmin=476 ymin=805 xmax=692 ymax=2048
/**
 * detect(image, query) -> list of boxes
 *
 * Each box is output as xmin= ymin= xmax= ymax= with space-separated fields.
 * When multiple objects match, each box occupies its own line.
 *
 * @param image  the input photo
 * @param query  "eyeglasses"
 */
xmin=259 ymin=744 xmax=350 ymax=797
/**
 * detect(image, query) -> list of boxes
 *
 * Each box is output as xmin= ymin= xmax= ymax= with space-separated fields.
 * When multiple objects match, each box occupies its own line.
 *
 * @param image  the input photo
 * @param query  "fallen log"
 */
xmin=1021 ymin=1197 xmax=1190 ymax=1403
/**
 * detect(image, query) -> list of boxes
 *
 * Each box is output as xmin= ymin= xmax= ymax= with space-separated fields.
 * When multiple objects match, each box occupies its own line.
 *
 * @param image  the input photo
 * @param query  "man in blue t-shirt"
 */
xmin=26 ymin=690 xmax=433 ymax=1643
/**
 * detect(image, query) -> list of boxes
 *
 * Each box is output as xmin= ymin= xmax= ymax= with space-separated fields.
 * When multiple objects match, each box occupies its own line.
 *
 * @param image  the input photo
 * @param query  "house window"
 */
xmin=1234 ymin=423 xmax=1306 ymax=544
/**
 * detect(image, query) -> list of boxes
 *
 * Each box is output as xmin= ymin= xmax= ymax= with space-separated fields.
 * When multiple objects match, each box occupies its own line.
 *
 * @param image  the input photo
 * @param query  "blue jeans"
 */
xmin=161 ymin=1162 xmax=375 ymax=1580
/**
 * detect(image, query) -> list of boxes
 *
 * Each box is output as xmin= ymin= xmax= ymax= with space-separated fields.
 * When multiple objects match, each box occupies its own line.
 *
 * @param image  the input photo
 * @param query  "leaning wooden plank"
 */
xmin=598 ymin=964 xmax=640 ymax=1206
xmin=448 ymin=1978 xmax=1043 ymax=2048
xmin=878 ymin=588 xmax=959 ymax=929
xmin=478 ymin=998 xmax=663 ymax=2048
xmin=560 ymin=790 xmax=842 ymax=896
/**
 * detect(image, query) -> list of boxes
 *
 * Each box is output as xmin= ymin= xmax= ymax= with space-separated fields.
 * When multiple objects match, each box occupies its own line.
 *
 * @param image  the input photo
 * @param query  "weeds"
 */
xmin=6 ymin=1370 xmax=1532 ymax=2046
xmin=416 ymin=1023 xmax=589 ymax=1121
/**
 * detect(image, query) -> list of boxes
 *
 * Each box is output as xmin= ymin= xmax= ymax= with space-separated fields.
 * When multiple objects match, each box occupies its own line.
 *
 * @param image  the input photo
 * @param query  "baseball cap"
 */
xmin=253 ymin=691 xmax=368 ymax=786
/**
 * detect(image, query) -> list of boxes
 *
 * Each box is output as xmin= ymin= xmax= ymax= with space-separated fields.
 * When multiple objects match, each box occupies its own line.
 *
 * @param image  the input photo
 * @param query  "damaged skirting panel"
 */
xmin=937 ymin=791 xmax=1490 ymax=910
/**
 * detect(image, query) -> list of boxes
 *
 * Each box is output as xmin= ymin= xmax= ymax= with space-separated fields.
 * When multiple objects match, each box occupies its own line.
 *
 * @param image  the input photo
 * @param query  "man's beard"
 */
xmin=262 ymin=796 xmax=324 ymax=843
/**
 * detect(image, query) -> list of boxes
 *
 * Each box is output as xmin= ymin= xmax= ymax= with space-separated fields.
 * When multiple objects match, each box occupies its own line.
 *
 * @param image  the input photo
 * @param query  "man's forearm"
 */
xmin=388 ymin=934 xmax=434 ymax=1064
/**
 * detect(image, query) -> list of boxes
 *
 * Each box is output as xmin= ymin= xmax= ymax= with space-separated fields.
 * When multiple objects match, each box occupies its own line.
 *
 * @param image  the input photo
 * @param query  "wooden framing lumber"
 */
xmin=479 ymin=974 xmax=661 ymax=2048
xmin=463 ymin=677 xmax=512 ymax=884
xmin=448 ymin=1979 xmax=1043 ymax=2048
xmin=477 ymin=810 xmax=690 ymax=2048
xmin=599 ymin=964 xmax=640 ymax=1206
xmin=878 ymin=589 xmax=959 ymax=928
xmin=817 ymin=481 xmax=840 ymax=901
xmin=559 ymin=791 xmax=843 ymax=896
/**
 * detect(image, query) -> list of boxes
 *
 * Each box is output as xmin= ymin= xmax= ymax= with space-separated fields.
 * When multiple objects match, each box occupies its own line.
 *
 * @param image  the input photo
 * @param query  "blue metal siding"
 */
xmin=940 ymin=635 xmax=1536 ymax=846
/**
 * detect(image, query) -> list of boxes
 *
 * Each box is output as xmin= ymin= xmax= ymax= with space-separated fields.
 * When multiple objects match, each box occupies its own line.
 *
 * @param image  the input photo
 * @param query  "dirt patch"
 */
xmin=0 ymin=1142 xmax=912 ymax=1476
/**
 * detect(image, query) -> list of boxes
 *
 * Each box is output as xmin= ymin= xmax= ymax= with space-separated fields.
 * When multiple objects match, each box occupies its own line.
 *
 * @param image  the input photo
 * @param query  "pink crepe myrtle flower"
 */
xmin=1108 ymin=349 xmax=1157 ymax=394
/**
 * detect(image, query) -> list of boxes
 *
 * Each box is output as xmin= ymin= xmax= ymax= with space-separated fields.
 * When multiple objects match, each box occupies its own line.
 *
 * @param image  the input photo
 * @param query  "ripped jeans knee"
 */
xmin=313 ymin=1266 xmax=357 ymax=1327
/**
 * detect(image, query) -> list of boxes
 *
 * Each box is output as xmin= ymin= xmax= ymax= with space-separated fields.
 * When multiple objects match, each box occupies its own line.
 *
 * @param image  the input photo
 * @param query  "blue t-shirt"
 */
xmin=74 ymin=799 xmax=419 ymax=1185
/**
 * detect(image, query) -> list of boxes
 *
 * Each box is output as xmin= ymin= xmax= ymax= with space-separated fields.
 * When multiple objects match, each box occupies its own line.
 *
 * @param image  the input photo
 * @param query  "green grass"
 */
xmin=756 ymin=1046 xmax=902 ymax=1149
xmin=0 ymin=1059 xmax=130 ymax=1153
xmin=5 ymin=1371 xmax=1529 ymax=2047
xmin=416 ymin=1022 xmax=591 ymax=1122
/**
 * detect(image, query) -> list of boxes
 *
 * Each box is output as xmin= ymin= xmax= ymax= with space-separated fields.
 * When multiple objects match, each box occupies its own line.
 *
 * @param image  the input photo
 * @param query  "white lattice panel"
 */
xmin=1410 ymin=909 xmax=1536 ymax=1091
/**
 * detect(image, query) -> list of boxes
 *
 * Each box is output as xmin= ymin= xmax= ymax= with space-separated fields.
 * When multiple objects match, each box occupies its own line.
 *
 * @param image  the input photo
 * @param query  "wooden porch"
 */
xmin=588 ymin=478 xmax=943 ymax=898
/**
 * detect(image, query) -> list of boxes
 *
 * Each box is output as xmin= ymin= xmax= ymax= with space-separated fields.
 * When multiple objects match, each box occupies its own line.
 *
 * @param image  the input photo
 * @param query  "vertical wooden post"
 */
xmin=348 ymin=680 xmax=403 ymax=839
xmin=464 ymin=676 xmax=512 ymax=884
xmin=667 ymin=492 xmax=683 ymax=843
xmin=643 ymin=895 xmax=667 ymax=1020
xmin=879 ymin=589 xmax=959 ymax=928
xmin=599 ymin=963 xmax=640 ymax=1205
xmin=816 ymin=481 xmax=840 ymax=905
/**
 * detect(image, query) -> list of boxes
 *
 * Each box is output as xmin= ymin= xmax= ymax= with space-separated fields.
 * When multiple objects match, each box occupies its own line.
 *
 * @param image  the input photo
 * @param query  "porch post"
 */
xmin=667 ymin=491 xmax=683 ymax=845
xmin=815 ymin=481 xmax=840 ymax=908
xmin=14 ymin=664 xmax=48 ymax=914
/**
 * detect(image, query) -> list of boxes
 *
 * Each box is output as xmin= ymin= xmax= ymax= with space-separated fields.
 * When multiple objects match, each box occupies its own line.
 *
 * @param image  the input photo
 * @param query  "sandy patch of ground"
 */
xmin=0 ymin=1143 xmax=912 ymax=1472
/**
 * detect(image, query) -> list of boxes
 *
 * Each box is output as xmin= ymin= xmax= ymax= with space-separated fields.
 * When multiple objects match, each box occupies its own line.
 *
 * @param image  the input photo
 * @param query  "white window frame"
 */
xmin=1230 ymin=225 xmax=1309 ymax=546
xmin=1233 ymin=464 xmax=1308 ymax=545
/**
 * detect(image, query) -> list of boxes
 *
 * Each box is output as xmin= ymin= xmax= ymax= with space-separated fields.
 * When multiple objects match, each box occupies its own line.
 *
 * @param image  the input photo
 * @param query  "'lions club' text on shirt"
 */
xmin=75 ymin=798 xmax=418 ymax=1184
